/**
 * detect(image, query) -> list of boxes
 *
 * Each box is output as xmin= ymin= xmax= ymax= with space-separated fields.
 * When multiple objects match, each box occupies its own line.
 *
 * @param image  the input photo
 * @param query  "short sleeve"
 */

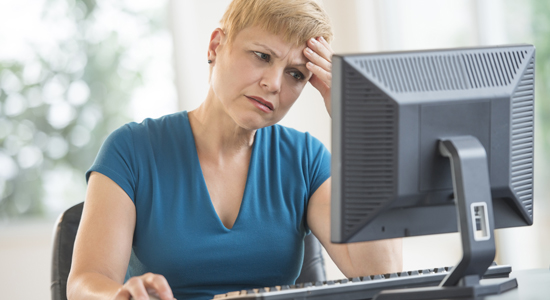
xmin=306 ymin=132 xmax=331 ymax=200
xmin=86 ymin=124 xmax=137 ymax=202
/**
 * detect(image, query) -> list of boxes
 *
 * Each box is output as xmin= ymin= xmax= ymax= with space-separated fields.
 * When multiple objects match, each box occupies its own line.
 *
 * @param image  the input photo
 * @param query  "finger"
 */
xmin=307 ymin=62 xmax=331 ymax=88
xmin=304 ymin=47 xmax=331 ymax=72
xmin=124 ymin=277 xmax=149 ymax=300
xmin=114 ymin=287 xmax=132 ymax=300
xmin=318 ymin=36 xmax=331 ymax=50
xmin=307 ymin=38 xmax=333 ymax=63
xmin=143 ymin=274 xmax=174 ymax=300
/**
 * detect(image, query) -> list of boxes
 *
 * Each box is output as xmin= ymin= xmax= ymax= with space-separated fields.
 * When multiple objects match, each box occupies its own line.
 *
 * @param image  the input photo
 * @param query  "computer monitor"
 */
xmin=330 ymin=44 xmax=535 ymax=299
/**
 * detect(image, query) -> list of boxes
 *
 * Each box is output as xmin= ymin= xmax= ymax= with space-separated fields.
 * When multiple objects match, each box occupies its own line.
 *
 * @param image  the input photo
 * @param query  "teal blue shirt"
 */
xmin=87 ymin=111 xmax=331 ymax=300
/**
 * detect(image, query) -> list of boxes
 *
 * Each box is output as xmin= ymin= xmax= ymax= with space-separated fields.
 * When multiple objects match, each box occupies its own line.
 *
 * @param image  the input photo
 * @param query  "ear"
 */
xmin=208 ymin=28 xmax=226 ymax=63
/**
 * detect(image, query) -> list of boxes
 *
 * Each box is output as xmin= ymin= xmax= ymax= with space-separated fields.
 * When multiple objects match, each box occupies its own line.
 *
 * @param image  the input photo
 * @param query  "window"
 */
xmin=0 ymin=0 xmax=176 ymax=219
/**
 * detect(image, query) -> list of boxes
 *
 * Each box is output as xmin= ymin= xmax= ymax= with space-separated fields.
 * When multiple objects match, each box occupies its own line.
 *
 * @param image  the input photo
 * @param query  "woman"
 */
xmin=67 ymin=1 xmax=402 ymax=299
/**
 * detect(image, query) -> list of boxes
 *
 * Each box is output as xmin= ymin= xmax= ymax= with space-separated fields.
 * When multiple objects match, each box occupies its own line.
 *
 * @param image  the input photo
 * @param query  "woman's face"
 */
xmin=209 ymin=26 xmax=312 ymax=130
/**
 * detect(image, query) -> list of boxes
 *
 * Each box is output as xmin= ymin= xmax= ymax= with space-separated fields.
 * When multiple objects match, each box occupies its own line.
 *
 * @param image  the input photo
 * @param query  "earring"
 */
xmin=208 ymin=60 xmax=212 ymax=64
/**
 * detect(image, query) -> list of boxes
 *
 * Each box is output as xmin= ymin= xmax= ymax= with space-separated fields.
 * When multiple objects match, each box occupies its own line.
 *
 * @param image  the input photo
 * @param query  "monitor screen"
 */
xmin=331 ymin=44 xmax=535 ymax=244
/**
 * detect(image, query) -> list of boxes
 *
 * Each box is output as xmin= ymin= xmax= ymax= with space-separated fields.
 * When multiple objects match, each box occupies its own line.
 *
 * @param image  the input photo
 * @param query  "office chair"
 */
xmin=51 ymin=202 xmax=326 ymax=300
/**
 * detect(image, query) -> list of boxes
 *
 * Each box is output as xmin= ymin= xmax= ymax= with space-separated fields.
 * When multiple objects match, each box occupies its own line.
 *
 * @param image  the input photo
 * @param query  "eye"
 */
xmin=289 ymin=70 xmax=305 ymax=81
xmin=254 ymin=51 xmax=270 ymax=62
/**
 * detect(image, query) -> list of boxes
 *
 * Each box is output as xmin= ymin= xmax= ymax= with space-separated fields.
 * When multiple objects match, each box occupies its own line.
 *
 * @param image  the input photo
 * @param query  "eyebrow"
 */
xmin=253 ymin=42 xmax=280 ymax=58
xmin=252 ymin=42 xmax=308 ymax=69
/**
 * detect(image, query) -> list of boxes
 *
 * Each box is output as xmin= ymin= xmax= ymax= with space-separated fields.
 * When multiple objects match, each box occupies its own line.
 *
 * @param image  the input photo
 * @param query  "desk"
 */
xmin=483 ymin=268 xmax=550 ymax=300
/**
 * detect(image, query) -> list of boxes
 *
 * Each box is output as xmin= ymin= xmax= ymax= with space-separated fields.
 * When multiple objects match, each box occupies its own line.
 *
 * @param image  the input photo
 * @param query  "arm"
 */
xmin=304 ymin=37 xmax=402 ymax=277
xmin=67 ymin=172 xmax=174 ymax=300
xmin=307 ymin=178 xmax=403 ymax=277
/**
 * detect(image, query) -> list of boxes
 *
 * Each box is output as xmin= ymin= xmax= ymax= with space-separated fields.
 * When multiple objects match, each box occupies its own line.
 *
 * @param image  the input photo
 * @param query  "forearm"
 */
xmin=345 ymin=238 xmax=403 ymax=277
xmin=67 ymin=271 xmax=122 ymax=300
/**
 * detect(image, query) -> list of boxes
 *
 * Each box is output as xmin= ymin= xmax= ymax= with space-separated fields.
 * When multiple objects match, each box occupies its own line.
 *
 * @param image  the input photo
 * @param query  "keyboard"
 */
xmin=211 ymin=263 xmax=511 ymax=300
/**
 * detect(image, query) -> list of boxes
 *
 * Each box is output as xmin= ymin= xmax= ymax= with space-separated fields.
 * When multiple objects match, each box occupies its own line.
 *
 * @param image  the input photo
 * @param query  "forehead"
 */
xmin=233 ymin=26 xmax=307 ymax=61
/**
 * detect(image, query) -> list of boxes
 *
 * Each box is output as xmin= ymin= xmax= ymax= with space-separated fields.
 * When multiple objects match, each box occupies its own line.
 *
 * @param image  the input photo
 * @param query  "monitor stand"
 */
xmin=374 ymin=136 xmax=518 ymax=300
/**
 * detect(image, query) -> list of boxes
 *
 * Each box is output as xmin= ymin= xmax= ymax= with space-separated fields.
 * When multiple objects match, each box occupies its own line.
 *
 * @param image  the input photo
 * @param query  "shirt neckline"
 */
xmin=183 ymin=111 xmax=260 ymax=231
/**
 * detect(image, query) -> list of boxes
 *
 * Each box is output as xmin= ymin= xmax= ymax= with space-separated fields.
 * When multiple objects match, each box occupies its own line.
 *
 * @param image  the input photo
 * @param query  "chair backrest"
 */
xmin=296 ymin=233 xmax=327 ymax=284
xmin=51 ymin=202 xmax=326 ymax=300
xmin=51 ymin=202 xmax=83 ymax=300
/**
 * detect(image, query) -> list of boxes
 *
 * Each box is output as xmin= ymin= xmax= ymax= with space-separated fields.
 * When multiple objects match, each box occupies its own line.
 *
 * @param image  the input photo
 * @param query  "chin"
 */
xmin=234 ymin=111 xmax=276 ymax=130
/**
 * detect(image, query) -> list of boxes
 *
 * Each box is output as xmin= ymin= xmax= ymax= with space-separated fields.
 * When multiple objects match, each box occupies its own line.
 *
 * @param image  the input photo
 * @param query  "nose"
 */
xmin=260 ymin=67 xmax=282 ymax=94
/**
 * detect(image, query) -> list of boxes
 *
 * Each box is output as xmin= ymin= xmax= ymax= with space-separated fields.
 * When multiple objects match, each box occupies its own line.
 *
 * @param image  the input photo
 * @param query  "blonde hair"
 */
xmin=220 ymin=0 xmax=333 ymax=47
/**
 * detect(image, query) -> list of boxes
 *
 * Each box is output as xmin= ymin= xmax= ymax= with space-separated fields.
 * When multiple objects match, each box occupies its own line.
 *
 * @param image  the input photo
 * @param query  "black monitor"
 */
xmin=330 ymin=44 xmax=535 ymax=299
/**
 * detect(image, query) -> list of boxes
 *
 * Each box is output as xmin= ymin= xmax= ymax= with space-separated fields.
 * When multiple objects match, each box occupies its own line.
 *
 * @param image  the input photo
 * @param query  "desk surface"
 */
xmin=483 ymin=268 xmax=550 ymax=300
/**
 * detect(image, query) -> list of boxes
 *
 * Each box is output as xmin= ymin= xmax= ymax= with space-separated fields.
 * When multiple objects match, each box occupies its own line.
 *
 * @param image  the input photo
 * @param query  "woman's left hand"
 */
xmin=304 ymin=36 xmax=334 ymax=117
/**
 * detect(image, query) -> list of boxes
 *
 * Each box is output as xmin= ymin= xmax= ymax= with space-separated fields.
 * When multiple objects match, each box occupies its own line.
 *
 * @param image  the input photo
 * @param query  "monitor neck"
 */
xmin=439 ymin=136 xmax=496 ymax=286
xmin=374 ymin=136 xmax=518 ymax=300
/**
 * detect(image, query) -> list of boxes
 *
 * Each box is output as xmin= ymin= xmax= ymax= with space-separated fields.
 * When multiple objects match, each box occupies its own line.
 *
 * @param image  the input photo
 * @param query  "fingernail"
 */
xmin=306 ymin=47 xmax=313 ymax=53
xmin=310 ymin=38 xmax=317 ymax=44
xmin=320 ymin=36 xmax=326 ymax=43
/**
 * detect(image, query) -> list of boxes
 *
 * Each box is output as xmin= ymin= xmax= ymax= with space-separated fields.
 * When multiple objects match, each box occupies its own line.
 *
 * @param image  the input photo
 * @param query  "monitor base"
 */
xmin=373 ymin=277 xmax=517 ymax=300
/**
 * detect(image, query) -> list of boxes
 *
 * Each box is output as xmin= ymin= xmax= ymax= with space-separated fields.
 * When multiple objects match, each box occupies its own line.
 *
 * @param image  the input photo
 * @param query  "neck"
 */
xmin=188 ymin=89 xmax=256 ymax=160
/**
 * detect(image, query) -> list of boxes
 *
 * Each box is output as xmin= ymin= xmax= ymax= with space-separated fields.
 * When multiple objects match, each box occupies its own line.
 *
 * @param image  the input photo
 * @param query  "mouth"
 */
xmin=246 ymin=95 xmax=274 ymax=111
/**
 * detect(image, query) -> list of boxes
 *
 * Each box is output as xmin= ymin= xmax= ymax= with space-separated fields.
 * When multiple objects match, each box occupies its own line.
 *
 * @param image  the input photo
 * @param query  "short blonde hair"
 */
xmin=220 ymin=0 xmax=333 ymax=47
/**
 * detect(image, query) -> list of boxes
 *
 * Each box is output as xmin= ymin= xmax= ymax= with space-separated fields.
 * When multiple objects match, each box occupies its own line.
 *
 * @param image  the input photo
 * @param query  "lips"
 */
xmin=246 ymin=95 xmax=274 ymax=111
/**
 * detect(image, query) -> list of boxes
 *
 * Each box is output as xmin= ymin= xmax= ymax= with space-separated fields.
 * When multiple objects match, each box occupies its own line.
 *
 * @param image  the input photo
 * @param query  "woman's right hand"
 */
xmin=68 ymin=173 xmax=175 ymax=300
xmin=113 ymin=273 xmax=175 ymax=300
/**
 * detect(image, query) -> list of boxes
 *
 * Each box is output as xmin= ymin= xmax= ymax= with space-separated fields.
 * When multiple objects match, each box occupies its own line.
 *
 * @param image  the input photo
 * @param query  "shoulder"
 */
xmin=124 ymin=111 xmax=188 ymax=136
xmin=101 ymin=111 xmax=190 ymax=158
xmin=108 ymin=111 xmax=189 ymax=147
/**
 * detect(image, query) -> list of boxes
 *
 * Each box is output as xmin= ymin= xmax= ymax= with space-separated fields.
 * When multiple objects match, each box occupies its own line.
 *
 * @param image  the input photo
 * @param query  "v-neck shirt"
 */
xmin=86 ymin=111 xmax=331 ymax=300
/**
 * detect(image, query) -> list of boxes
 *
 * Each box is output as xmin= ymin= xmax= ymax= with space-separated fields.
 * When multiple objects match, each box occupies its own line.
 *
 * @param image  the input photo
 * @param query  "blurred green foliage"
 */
xmin=530 ymin=0 xmax=550 ymax=211
xmin=531 ymin=0 xmax=550 ymax=151
xmin=0 ymin=0 xmax=167 ymax=219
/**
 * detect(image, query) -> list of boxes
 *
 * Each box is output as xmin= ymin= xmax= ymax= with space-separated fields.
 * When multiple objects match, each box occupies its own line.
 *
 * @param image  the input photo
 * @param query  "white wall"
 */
xmin=0 ymin=220 xmax=55 ymax=299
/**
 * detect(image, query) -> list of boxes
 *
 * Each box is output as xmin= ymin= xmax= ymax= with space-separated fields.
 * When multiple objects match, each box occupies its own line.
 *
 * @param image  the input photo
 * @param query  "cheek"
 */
xmin=227 ymin=57 xmax=263 ymax=88
xmin=279 ymin=82 xmax=305 ymax=110
xmin=213 ymin=55 xmax=261 ymax=96
xmin=284 ymin=79 xmax=306 ymax=100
